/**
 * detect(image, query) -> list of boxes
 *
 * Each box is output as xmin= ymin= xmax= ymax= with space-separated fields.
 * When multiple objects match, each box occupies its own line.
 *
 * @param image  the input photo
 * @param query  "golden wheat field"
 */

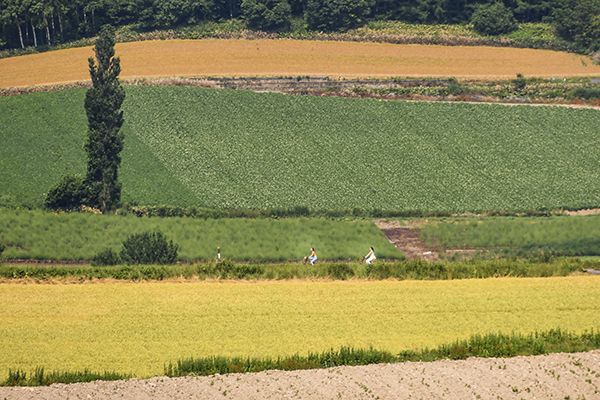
xmin=1 ymin=39 xmax=600 ymax=88
xmin=1 ymin=276 xmax=599 ymax=379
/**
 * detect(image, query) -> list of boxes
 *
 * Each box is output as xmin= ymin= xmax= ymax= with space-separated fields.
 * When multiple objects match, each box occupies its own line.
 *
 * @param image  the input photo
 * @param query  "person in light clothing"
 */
xmin=365 ymin=247 xmax=376 ymax=264
xmin=308 ymin=247 xmax=317 ymax=265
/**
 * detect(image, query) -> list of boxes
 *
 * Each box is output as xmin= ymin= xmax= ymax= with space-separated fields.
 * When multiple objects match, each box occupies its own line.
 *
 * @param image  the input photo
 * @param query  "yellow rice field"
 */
xmin=0 ymin=276 xmax=599 ymax=380
xmin=1 ymin=39 xmax=600 ymax=88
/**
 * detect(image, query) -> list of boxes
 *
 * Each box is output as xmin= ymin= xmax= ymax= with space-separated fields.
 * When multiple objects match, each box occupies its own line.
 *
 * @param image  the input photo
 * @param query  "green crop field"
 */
xmin=2 ymin=86 xmax=600 ymax=212
xmin=1 ymin=276 xmax=598 ymax=380
xmin=0 ymin=209 xmax=403 ymax=261
xmin=418 ymin=215 xmax=600 ymax=256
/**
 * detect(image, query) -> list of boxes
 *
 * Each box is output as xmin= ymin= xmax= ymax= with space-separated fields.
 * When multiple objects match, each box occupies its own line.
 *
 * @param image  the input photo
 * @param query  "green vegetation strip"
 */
xmin=418 ymin=215 xmax=600 ymax=257
xmin=1 ymin=277 xmax=598 ymax=380
xmin=0 ymin=258 xmax=589 ymax=281
xmin=0 ymin=209 xmax=403 ymax=262
xmin=3 ymin=86 xmax=600 ymax=212
xmin=3 ymin=329 xmax=599 ymax=386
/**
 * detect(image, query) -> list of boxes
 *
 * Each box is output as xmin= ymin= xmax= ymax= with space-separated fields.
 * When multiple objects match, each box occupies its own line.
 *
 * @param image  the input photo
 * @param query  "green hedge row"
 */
xmin=0 ymin=258 xmax=589 ymax=281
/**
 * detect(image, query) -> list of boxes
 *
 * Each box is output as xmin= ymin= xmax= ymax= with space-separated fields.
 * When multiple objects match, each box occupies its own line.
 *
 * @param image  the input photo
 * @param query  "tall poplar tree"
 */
xmin=84 ymin=24 xmax=125 ymax=212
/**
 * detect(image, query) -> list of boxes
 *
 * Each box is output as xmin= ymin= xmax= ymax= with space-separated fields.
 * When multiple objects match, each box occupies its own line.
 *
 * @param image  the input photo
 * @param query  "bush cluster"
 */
xmin=44 ymin=175 xmax=87 ymax=211
xmin=92 ymin=231 xmax=179 ymax=266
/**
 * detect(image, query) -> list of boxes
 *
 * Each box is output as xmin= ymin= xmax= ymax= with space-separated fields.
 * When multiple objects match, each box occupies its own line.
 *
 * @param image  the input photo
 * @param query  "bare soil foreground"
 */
xmin=2 ymin=351 xmax=599 ymax=400
xmin=2 ymin=39 xmax=600 ymax=88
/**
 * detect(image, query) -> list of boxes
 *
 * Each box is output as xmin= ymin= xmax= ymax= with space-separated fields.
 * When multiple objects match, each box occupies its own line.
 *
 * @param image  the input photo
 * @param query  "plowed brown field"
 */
xmin=2 ymin=39 xmax=600 ymax=88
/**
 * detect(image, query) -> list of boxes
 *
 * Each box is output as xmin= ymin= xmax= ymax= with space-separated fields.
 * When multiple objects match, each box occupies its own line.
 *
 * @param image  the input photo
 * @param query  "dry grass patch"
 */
xmin=1 ymin=39 xmax=599 ymax=88
xmin=0 ymin=276 xmax=599 ymax=380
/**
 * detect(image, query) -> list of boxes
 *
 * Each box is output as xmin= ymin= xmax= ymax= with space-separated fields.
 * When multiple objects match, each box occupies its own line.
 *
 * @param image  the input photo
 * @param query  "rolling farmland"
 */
xmin=1 ymin=39 xmax=600 ymax=88
xmin=2 ymin=86 xmax=600 ymax=212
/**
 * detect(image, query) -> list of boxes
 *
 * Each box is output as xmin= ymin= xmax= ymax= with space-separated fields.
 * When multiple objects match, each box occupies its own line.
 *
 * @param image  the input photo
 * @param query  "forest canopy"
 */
xmin=0 ymin=0 xmax=598 ymax=53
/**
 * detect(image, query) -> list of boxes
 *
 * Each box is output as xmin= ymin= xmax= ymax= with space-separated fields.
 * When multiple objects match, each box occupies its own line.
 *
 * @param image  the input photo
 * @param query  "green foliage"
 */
xmin=326 ymin=262 xmax=354 ymax=279
xmin=552 ymin=0 xmax=600 ymax=50
xmin=4 ymin=87 xmax=600 ymax=212
xmin=306 ymin=0 xmax=370 ymax=32
xmin=566 ymin=86 xmax=600 ymax=99
xmin=2 ymin=368 xmax=130 ymax=386
xmin=471 ymin=2 xmax=518 ymax=36
xmin=242 ymin=0 xmax=292 ymax=31
xmin=0 ymin=242 xmax=5 ymax=263
xmin=213 ymin=259 xmax=264 ymax=278
xmin=44 ymin=175 xmax=87 ymax=211
xmin=120 ymin=231 xmax=179 ymax=265
xmin=512 ymin=73 xmax=527 ymax=89
xmin=84 ymin=25 xmax=126 ymax=212
xmin=91 ymin=248 xmax=121 ymax=266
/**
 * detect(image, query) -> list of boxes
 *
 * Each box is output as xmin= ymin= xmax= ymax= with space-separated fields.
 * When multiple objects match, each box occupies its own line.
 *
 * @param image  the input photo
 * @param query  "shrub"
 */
xmin=45 ymin=175 xmax=87 ymax=210
xmin=326 ymin=263 xmax=354 ymax=280
xmin=91 ymin=248 xmax=121 ymax=266
xmin=566 ymin=87 xmax=600 ymax=100
xmin=0 ymin=243 xmax=5 ymax=263
xmin=471 ymin=2 xmax=518 ymax=36
xmin=512 ymin=73 xmax=527 ymax=90
xmin=366 ymin=262 xmax=391 ymax=279
xmin=213 ymin=260 xmax=264 ymax=279
xmin=119 ymin=231 xmax=179 ymax=265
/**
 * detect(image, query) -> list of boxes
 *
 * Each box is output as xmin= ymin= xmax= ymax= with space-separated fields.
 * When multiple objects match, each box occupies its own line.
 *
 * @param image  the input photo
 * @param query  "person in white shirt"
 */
xmin=365 ymin=247 xmax=376 ymax=264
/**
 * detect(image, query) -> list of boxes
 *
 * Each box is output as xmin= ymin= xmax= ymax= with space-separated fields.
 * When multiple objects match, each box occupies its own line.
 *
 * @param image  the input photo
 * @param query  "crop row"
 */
xmin=2 ymin=86 xmax=600 ymax=211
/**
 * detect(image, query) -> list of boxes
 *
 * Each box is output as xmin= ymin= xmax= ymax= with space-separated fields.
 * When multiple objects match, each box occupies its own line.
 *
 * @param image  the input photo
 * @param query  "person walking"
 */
xmin=308 ymin=247 xmax=317 ymax=265
xmin=364 ymin=246 xmax=376 ymax=264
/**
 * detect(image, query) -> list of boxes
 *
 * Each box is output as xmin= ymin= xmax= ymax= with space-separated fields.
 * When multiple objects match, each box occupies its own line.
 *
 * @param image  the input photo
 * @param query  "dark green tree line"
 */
xmin=1 ymin=0 xmax=599 ymax=53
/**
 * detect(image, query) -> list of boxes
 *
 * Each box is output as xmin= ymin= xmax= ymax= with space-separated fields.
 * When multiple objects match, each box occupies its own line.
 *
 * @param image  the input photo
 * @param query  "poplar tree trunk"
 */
xmin=58 ymin=13 xmax=63 ymax=41
xmin=31 ymin=21 xmax=38 ymax=47
xmin=18 ymin=24 xmax=24 ymax=49
xmin=45 ymin=18 xmax=51 ymax=45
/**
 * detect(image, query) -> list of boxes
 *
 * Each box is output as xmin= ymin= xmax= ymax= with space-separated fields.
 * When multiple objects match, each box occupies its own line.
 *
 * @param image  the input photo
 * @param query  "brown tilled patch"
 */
xmin=374 ymin=219 xmax=475 ymax=261
xmin=374 ymin=219 xmax=438 ymax=261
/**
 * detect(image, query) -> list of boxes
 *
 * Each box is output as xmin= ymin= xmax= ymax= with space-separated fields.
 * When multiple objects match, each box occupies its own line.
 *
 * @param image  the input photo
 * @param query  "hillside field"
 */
xmin=418 ymin=215 xmax=600 ymax=256
xmin=2 ymin=86 xmax=600 ymax=212
xmin=1 ymin=277 xmax=598 ymax=380
xmin=1 ymin=39 xmax=600 ymax=88
xmin=0 ymin=209 xmax=404 ymax=261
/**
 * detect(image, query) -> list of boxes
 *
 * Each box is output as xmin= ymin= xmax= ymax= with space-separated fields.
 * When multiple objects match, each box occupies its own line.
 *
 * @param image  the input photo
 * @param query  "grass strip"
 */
xmin=0 ymin=258 xmax=589 ymax=281
xmin=2 ymin=368 xmax=131 ymax=387
xmin=3 ymin=329 xmax=596 ymax=386
xmin=166 ymin=329 xmax=600 ymax=377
